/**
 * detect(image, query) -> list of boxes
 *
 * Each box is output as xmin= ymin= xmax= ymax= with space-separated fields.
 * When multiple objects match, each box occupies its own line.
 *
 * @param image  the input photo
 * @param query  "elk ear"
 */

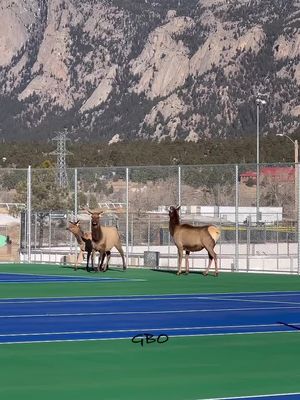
xmin=176 ymin=205 xmax=181 ymax=211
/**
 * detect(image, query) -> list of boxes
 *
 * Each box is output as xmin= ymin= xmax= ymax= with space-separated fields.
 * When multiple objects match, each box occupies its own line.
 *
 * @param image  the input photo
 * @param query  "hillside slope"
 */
xmin=0 ymin=0 xmax=299 ymax=141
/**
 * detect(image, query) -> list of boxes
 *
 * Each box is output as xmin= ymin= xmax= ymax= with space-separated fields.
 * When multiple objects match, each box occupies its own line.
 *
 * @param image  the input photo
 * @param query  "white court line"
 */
xmin=0 ymin=279 xmax=146 ymax=284
xmin=196 ymin=296 xmax=300 ymax=306
xmin=0 ymin=329 xmax=298 ymax=346
xmin=0 ymin=290 xmax=300 ymax=302
xmin=0 ymin=296 xmax=197 ymax=304
xmin=217 ymin=293 xmax=300 ymax=298
xmin=1 ymin=322 xmax=299 ymax=338
xmin=1 ymin=294 xmax=300 ymax=305
xmin=198 ymin=392 xmax=300 ymax=399
xmin=0 ymin=290 xmax=300 ymax=300
xmin=0 ymin=272 xmax=129 ymax=279
xmin=0 ymin=272 xmax=146 ymax=284
xmin=1 ymin=306 xmax=300 ymax=319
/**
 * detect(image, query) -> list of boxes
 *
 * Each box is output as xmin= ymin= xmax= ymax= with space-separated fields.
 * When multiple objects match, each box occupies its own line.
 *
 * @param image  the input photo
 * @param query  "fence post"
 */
xmin=126 ymin=167 xmax=129 ymax=267
xmin=147 ymin=214 xmax=150 ymax=250
xmin=74 ymin=168 xmax=78 ymax=219
xmin=49 ymin=211 xmax=52 ymax=260
xmin=235 ymin=164 xmax=239 ymax=271
xmin=27 ymin=165 xmax=31 ymax=263
xmin=178 ymin=166 xmax=181 ymax=206
xmin=295 ymin=163 xmax=300 ymax=275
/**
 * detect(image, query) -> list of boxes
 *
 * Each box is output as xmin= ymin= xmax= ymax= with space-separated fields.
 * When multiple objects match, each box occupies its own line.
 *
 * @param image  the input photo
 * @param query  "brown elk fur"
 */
xmin=88 ymin=210 xmax=126 ymax=271
xmin=168 ymin=206 xmax=221 ymax=276
xmin=66 ymin=221 xmax=109 ymax=272
xmin=66 ymin=221 xmax=93 ymax=271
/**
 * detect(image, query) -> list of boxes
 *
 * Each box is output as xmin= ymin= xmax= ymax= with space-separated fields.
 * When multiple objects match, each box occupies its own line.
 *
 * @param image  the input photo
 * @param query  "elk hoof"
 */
xmin=176 ymin=271 xmax=182 ymax=276
xmin=203 ymin=271 xmax=208 ymax=276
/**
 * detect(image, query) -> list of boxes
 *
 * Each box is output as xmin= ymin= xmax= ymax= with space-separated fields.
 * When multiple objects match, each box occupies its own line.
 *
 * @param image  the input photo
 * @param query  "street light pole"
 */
xmin=256 ymin=101 xmax=260 ymax=224
xmin=256 ymin=96 xmax=267 ymax=224
xmin=296 ymin=139 xmax=299 ymax=220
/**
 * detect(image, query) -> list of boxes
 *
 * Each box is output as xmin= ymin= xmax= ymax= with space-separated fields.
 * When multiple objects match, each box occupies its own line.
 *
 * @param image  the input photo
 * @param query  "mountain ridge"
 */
xmin=0 ymin=0 xmax=299 ymax=142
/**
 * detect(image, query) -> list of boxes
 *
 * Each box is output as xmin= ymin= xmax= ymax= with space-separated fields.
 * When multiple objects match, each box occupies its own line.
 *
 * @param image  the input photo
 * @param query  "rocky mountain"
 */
xmin=0 ymin=0 xmax=299 ymax=142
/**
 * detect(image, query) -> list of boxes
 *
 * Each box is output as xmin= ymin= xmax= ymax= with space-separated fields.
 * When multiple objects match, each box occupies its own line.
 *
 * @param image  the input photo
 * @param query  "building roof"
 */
xmin=241 ymin=166 xmax=294 ymax=178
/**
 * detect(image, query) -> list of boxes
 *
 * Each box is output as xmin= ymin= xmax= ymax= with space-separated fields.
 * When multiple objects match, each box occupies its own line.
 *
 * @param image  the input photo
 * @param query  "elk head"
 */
xmin=168 ymin=205 xmax=180 ymax=216
xmin=66 ymin=220 xmax=80 ymax=232
xmin=86 ymin=209 xmax=104 ymax=228
xmin=168 ymin=205 xmax=181 ymax=225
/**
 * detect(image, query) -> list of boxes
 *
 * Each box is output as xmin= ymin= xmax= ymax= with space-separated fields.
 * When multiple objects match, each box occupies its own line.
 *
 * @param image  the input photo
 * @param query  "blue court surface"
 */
xmin=0 ymin=272 xmax=144 ymax=283
xmin=0 ymin=291 xmax=300 ymax=344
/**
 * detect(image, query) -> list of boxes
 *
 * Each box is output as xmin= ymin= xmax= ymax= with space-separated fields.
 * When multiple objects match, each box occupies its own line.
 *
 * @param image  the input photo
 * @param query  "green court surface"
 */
xmin=0 ymin=263 xmax=299 ymax=298
xmin=0 ymin=263 xmax=300 ymax=400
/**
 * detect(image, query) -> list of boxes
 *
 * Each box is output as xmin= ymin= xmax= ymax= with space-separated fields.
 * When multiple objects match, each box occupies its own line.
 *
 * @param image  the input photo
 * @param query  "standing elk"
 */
xmin=87 ymin=209 xmax=126 ymax=271
xmin=168 ymin=206 xmax=221 ymax=276
xmin=66 ymin=221 xmax=93 ymax=271
xmin=66 ymin=220 xmax=110 ymax=272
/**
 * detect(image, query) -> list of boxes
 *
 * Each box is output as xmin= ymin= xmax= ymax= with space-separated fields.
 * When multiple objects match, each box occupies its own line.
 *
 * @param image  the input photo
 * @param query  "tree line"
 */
xmin=0 ymin=135 xmax=298 ymax=169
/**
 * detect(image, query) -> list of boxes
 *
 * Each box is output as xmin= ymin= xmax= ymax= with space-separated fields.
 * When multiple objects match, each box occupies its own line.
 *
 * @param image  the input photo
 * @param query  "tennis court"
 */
xmin=0 ymin=263 xmax=300 ymax=400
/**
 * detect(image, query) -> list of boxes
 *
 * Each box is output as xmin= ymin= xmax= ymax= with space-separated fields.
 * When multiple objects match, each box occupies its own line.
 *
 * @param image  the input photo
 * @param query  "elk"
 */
xmin=168 ymin=206 xmax=221 ymax=276
xmin=66 ymin=221 xmax=93 ymax=271
xmin=87 ymin=209 xmax=126 ymax=271
xmin=66 ymin=220 xmax=110 ymax=272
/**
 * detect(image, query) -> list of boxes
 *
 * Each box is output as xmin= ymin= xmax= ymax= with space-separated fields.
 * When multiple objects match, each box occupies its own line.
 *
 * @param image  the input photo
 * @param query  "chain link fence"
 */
xmin=0 ymin=163 xmax=299 ymax=273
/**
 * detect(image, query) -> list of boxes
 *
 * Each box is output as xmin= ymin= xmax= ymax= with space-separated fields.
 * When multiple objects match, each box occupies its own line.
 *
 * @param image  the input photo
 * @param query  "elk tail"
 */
xmin=207 ymin=226 xmax=221 ymax=243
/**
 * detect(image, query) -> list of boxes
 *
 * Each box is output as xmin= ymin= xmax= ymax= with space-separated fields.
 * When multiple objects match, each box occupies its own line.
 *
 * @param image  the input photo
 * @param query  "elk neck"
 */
xmin=72 ymin=230 xmax=85 ymax=245
xmin=169 ymin=212 xmax=180 ymax=236
xmin=91 ymin=222 xmax=103 ymax=242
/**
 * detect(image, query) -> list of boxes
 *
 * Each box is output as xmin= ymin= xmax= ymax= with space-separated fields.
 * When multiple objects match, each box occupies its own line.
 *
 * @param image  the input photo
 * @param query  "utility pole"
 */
xmin=50 ymin=128 xmax=72 ymax=188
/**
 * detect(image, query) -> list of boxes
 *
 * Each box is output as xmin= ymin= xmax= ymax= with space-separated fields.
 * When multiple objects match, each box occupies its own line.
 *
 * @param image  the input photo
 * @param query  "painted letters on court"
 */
xmin=131 ymin=333 xmax=169 ymax=346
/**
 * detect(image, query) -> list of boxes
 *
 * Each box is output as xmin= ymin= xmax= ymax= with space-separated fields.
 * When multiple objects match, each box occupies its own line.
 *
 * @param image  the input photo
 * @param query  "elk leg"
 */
xmin=98 ymin=252 xmax=105 ymax=271
xmin=103 ymin=252 xmax=111 ymax=272
xmin=75 ymin=250 xmax=83 ymax=271
xmin=116 ymin=245 xmax=126 ymax=270
xmin=74 ymin=255 xmax=78 ymax=271
xmin=105 ymin=251 xmax=111 ymax=271
xmin=177 ymin=248 xmax=183 ymax=275
xmin=99 ymin=252 xmax=106 ymax=271
xmin=85 ymin=242 xmax=94 ymax=272
xmin=91 ymin=249 xmax=96 ymax=271
xmin=212 ymin=249 xmax=218 ymax=276
xmin=203 ymin=255 xmax=213 ymax=276
xmin=185 ymin=251 xmax=190 ymax=274
xmin=204 ymin=249 xmax=218 ymax=277
xmin=86 ymin=250 xmax=91 ymax=272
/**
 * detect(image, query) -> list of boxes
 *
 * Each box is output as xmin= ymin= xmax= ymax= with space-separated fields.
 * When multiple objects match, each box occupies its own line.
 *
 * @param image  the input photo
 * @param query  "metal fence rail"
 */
xmin=0 ymin=163 xmax=299 ymax=274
